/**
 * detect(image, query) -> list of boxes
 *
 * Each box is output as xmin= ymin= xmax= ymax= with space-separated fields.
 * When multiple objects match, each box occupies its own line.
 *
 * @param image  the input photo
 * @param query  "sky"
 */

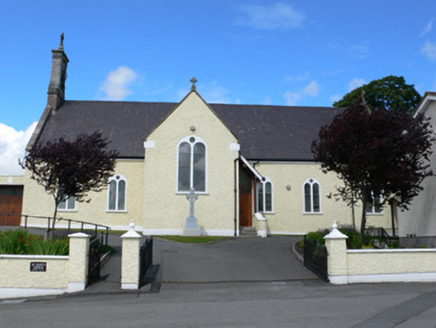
xmin=1 ymin=0 xmax=436 ymax=175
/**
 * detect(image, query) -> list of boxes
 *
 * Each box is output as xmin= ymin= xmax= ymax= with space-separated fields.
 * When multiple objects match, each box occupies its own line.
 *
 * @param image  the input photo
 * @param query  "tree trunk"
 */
xmin=390 ymin=199 xmax=396 ymax=237
xmin=50 ymin=191 xmax=61 ymax=239
xmin=52 ymin=205 xmax=58 ymax=233
xmin=352 ymin=201 xmax=356 ymax=231
xmin=360 ymin=196 xmax=367 ymax=237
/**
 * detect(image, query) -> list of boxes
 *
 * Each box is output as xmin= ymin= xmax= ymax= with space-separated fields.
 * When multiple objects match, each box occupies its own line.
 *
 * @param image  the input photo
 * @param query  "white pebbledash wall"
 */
xmin=0 ymin=232 xmax=90 ymax=299
xmin=142 ymin=92 xmax=240 ymax=236
xmin=325 ymin=222 xmax=436 ymax=284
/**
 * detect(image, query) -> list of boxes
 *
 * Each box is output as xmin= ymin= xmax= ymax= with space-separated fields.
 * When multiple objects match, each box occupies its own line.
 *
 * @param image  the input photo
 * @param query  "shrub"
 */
xmin=0 ymin=229 xmax=69 ymax=255
xmin=306 ymin=231 xmax=325 ymax=245
xmin=302 ymin=229 xmax=330 ymax=247
xmin=302 ymin=226 xmax=362 ymax=249
xmin=338 ymin=227 xmax=362 ymax=249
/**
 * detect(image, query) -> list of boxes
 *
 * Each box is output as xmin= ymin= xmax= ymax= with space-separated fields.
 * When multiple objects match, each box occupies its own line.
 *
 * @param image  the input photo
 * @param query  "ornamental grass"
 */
xmin=0 ymin=229 xmax=69 ymax=255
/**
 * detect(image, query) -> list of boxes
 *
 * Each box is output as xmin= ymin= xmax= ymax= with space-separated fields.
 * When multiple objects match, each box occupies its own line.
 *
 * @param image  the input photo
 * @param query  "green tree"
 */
xmin=21 ymin=132 xmax=118 ymax=233
xmin=312 ymin=105 xmax=433 ymax=236
xmin=333 ymin=75 xmax=422 ymax=114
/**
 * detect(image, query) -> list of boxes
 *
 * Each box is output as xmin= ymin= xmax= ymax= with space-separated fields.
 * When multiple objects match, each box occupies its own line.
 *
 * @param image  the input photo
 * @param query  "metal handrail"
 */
xmin=0 ymin=212 xmax=111 ymax=245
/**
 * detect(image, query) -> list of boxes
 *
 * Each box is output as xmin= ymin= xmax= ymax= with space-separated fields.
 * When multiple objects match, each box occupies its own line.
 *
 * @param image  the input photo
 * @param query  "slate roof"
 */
xmin=37 ymin=100 xmax=342 ymax=161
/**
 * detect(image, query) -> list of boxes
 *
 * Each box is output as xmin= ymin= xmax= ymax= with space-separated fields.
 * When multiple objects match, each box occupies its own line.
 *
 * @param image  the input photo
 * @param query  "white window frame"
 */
xmin=366 ymin=191 xmax=383 ymax=215
xmin=58 ymin=195 xmax=77 ymax=212
xmin=107 ymin=174 xmax=127 ymax=212
xmin=176 ymin=135 xmax=208 ymax=193
xmin=303 ymin=178 xmax=322 ymax=214
xmin=256 ymin=178 xmax=274 ymax=213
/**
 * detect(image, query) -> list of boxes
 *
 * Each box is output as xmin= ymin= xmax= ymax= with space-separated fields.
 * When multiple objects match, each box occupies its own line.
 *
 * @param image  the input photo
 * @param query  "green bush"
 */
xmin=338 ymin=227 xmax=362 ymax=249
xmin=305 ymin=231 xmax=326 ymax=245
xmin=302 ymin=226 xmax=362 ymax=249
xmin=301 ymin=229 xmax=330 ymax=247
xmin=0 ymin=229 xmax=69 ymax=255
xmin=302 ymin=226 xmax=401 ymax=250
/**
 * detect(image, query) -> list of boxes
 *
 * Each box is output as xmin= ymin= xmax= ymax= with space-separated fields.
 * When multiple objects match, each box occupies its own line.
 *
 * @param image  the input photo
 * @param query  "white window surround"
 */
xmin=58 ymin=195 xmax=77 ymax=212
xmin=143 ymin=140 xmax=155 ymax=148
xmin=303 ymin=178 xmax=322 ymax=214
xmin=176 ymin=135 xmax=208 ymax=193
xmin=366 ymin=192 xmax=383 ymax=215
xmin=229 ymin=143 xmax=240 ymax=151
xmin=256 ymin=178 xmax=274 ymax=213
xmin=107 ymin=174 xmax=127 ymax=212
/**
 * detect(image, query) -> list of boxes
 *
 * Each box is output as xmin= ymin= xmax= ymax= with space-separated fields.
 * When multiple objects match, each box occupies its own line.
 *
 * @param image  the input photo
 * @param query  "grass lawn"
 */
xmin=156 ymin=235 xmax=229 ymax=244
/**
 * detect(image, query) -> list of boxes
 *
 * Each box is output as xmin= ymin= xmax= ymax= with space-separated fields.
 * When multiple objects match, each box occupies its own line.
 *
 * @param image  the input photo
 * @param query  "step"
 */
xmin=240 ymin=226 xmax=258 ymax=237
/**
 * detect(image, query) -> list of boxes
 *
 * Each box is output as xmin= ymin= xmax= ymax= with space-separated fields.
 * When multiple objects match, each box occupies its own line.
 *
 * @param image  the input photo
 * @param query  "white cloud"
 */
xmin=348 ymin=78 xmax=367 ymax=91
xmin=100 ymin=66 xmax=138 ymax=100
xmin=0 ymin=122 xmax=37 ymax=175
xmin=420 ymin=18 xmax=434 ymax=37
xmin=350 ymin=41 xmax=370 ymax=59
xmin=237 ymin=2 xmax=305 ymax=30
xmin=303 ymin=80 xmax=321 ymax=97
xmin=322 ymin=68 xmax=346 ymax=76
xmin=330 ymin=94 xmax=342 ymax=103
xmin=284 ymin=80 xmax=321 ymax=106
xmin=262 ymin=96 xmax=272 ymax=105
xmin=432 ymin=75 xmax=436 ymax=91
xmin=284 ymin=71 xmax=311 ymax=83
xmin=284 ymin=91 xmax=301 ymax=106
xmin=202 ymin=84 xmax=231 ymax=103
xmin=177 ymin=88 xmax=190 ymax=101
xmin=422 ymin=41 xmax=436 ymax=61
xmin=178 ymin=81 xmax=233 ymax=104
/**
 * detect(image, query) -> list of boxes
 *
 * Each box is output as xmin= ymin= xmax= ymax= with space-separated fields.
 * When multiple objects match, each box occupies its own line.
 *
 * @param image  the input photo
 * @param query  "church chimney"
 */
xmin=47 ymin=33 xmax=69 ymax=110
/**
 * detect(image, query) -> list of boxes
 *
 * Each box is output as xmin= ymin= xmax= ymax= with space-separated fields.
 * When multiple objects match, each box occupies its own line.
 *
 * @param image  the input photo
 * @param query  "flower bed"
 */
xmin=0 ymin=229 xmax=69 ymax=256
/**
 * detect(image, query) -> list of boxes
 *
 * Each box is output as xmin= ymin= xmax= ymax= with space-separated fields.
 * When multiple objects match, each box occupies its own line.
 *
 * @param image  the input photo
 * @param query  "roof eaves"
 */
xmin=26 ymin=104 xmax=54 ymax=151
xmin=413 ymin=92 xmax=436 ymax=118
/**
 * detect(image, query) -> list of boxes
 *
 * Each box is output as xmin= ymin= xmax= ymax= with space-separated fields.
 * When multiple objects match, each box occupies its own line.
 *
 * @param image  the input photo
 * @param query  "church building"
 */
xmin=22 ymin=40 xmax=394 ymax=236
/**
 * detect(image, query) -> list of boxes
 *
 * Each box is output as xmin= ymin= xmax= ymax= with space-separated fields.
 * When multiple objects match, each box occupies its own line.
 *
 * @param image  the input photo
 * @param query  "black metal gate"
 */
xmin=139 ymin=237 xmax=153 ymax=285
xmin=303 ymin=236 xmax=329 ymax=282
xmin=88 ymin=238 xmax=101 ymax=282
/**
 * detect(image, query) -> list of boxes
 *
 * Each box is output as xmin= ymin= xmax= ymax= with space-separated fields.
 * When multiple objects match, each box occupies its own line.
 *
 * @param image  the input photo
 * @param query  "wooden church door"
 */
xmin=239 ymin=165 xmax=254 ymax=227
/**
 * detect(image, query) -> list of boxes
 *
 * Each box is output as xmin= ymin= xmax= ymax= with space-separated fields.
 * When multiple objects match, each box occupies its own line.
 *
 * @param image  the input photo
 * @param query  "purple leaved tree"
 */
xmin=21 ymin=132 xmax=118 ymax=234
xmin=312 ymin=105 xmax=433 ymax=236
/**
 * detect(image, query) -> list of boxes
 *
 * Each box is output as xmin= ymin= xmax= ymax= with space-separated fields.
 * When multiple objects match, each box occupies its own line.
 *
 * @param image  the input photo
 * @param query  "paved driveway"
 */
xmin=86 ymin=235 xmax=318 ymax=293
xmin=153 ymin=236 xmax=318 ymax=283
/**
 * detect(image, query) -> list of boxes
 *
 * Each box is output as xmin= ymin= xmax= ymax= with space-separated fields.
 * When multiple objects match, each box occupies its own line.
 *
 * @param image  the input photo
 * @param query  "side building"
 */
xmin=398 ymin=92 xmax=436 ymax=246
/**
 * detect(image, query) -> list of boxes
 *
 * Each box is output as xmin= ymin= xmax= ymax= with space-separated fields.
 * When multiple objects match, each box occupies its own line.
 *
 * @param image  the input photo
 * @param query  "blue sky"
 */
xmin=1 ymin=0 xmax=436 ymax=174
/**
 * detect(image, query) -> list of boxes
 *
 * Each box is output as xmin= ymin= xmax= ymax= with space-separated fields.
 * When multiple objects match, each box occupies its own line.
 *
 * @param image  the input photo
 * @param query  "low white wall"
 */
xmin=0 ymin=233 xmax=90 ymax=299
xmin=346 ymin=249 xmax=436 ymax=283
xmin=0 ymin=255 xmax=69 ymax=289
xmin=325 ymin=222 xmax=436 ymax=284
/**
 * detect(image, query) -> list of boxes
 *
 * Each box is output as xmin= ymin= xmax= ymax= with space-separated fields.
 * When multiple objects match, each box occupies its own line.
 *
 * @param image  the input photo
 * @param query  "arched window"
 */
xmin=304 ymin=178 xmax=321 ymax=213
xmin=108 ymin=175 xmax=127 ymax=211
xmin=366 ymin=191 xmax=383 ymax=214
xmin=177 ymin=136 xmax=207 ymax=192
xmin=257 ymin=178 xmax=273 ymax=213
